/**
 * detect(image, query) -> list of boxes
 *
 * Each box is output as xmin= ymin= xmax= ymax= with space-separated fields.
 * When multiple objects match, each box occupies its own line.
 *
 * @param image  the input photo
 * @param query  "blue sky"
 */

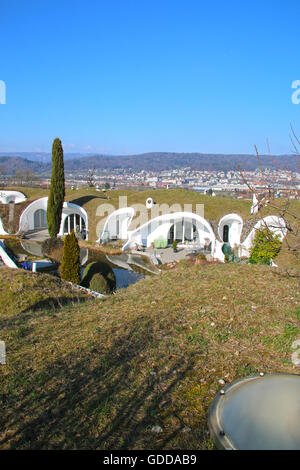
xmin=0 ymin=0 xmax=299 ymax=155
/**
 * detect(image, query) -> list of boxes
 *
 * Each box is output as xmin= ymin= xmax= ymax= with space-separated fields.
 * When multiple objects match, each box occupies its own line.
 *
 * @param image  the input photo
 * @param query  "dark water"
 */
xmin=113 ymin=268 xmax=145 ymax=289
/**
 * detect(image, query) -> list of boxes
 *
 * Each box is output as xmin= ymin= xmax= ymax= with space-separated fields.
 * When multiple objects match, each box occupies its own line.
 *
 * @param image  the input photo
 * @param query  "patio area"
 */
xmin=144 ymin=245 xmax=210 ymax=264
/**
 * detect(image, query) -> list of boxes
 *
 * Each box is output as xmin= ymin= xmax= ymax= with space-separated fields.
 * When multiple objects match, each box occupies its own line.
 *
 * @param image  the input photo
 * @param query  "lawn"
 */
xmin=0 ymin=262 xmax=299 ymax=449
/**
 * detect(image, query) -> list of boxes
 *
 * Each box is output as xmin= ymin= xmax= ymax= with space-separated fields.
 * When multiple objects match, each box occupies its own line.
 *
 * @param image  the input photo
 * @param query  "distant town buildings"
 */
xmin=62 ymin=167 xmax=300 ymax=198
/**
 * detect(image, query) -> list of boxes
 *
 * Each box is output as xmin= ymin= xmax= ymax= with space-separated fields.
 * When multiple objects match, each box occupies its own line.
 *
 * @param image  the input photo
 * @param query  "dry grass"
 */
xmin=0 ymin=268 xmax=90 ymax=315
xmin=78 ymin=240 xmax=123 ymax=255
xmin=0 ymin=263 xmax=299 ymax=449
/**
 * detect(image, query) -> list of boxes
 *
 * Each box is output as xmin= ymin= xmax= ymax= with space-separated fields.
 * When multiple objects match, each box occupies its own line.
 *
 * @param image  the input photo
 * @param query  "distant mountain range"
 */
xmin=0 ymin=152 xmax=95 ymax=163
xmin=0 ymin=152 xmax=298 ymax=175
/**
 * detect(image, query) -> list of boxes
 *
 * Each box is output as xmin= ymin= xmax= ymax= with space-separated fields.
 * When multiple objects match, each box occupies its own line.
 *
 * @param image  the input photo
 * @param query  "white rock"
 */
xmin=152 ymin=425 xmax=163 ymax=433
xmin=0 ymin=341 xmax=5 ymax=365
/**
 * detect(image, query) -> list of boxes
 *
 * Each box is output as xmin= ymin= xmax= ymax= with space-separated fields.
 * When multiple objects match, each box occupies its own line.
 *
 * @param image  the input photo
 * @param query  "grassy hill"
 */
xmin=0 ymin=268 xmax=89 ymax=316
xmin=0 ymin=262 xmax=299 ymax=449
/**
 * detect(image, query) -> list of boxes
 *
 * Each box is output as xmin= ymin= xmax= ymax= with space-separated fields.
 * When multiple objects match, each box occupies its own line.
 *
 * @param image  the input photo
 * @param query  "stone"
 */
xmin=152 ymin=425 xmax=163 ymax=433
xmin=0 ymin=341 xmax=5 ymax=365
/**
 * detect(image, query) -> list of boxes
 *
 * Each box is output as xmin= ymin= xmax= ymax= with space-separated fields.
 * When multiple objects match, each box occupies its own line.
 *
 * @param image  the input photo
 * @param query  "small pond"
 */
xmin=3 ymin=239 xmax=159 ymax=292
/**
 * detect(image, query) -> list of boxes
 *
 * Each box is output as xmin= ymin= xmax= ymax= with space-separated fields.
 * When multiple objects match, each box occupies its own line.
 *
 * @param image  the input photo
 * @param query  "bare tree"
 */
xmin=87 ymin=166 xmax=96 ymax=187
xmin=0 ymin=165 xmax=6 ymax=188
xmin=238 ymin=125 xmax=300 ymax=268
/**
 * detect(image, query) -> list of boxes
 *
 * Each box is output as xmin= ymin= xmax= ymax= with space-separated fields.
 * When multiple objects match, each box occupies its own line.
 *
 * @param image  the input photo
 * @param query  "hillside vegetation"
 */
xmin=0 ymin=263 xmax=299 ymax=449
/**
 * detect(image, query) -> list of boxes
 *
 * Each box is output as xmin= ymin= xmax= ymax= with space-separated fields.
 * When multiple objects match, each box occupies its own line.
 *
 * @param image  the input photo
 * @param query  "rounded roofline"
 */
xmin=128 ymin=211 xmax=216 ymax=239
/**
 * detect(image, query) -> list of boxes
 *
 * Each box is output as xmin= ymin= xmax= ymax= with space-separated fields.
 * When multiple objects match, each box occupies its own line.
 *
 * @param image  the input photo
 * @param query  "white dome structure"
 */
xmin=0 ymin=190 xmax=26 ymax=204
xmin=18 ymin=197 xmax=88 ymax=238
xmin=122 ymin=211 xmax=216 ymax=254
xmin=218 ymin=213 xmax=243 ymax=247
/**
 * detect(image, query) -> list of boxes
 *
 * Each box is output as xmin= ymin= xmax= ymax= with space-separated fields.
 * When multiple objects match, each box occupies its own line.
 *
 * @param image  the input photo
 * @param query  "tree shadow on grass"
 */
xmin=0 ymin=315 xmax=203 ymax=450
xmin=22 ymin=296 xmax=89 ymax=313
xmin=0 ymin=296 xmax=91 ymax=330
xmin=69 ymin=195 xmax=107 ymax=206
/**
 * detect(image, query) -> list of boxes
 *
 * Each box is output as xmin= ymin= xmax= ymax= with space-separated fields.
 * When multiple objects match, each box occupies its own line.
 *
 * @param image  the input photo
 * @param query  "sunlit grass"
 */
xmin=1 ymin=262 xmax=299 ymax=449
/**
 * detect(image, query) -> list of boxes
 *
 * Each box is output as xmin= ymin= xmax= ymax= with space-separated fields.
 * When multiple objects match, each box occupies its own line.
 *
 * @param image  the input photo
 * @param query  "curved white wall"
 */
xmin=98 ymin=207 xmax=135 ymax=242
xmin=0 ymin=241 xmax=18 ymax=268
xmin=0 ymin=217 xmax=8 ymax=235
xmin=19 ymin=197 xmax=89 ymax=238
xmin=0 ymin=190 xmax=27 ymax=204
xmin=19 ymin=197 xmax=48 ymax=232
xmin=123 ymin=211 xmax=216 ymax=254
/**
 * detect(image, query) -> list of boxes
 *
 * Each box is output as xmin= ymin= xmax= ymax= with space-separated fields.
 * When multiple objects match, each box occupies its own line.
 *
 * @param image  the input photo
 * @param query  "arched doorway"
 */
xmin=64 ymin=214 xmax=86 ymax=238
xmin=168 ymin=220 xmax=198 ymax=244
xmin=34 ymin=209 xmax=47 ymax=229
xmin=223 ymin=224 xmax=229 ymax=243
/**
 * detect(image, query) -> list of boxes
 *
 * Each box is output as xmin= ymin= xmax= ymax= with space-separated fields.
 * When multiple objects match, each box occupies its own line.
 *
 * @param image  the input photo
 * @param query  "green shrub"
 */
xmin=61 ymin=231 xmax=81 ymax=283
xmin=153 ymin=236 xmax=168 ymax=248
xmin=249 ymin=227 xmax=282 ymax=265
xmin=172 ymin=240 xmax=178 ymax=250
xmin=81 ymin=261 xmax=116 ymax=293
xmin=89 ymin=273 xmax=111 ymax=294
xmin=222 ymin=243 xmax=232 ymax=255
xmin=224 ymin=253 xmax=230 ymax=263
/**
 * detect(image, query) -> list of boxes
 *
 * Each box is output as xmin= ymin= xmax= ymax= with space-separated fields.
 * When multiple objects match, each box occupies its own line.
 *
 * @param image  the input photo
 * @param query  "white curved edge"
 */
xmin=0 ymin=190 xmax=27 ymax=204
xmin=97 ymin=207 xmax=135 ymax=243
xmin=61 ymin=201 xmax=89 ymax=240
xmin=18 ymin=197 xmax=89 ymax=239
xmin=122 ymin=211 xmax=217 ymax=257
xmin=0 ymin=240 xmax=18 ymax=268
xmin=0 ymin=216 xmax=8 ymax=235
xmin=218 ymin=213 xmax=244 ymax=246
xmin=19 ymin=197 xmax=48 ymax=234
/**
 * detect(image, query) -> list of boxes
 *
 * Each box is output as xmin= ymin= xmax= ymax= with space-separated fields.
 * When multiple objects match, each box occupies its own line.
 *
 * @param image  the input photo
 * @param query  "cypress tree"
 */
xmin=61 ymin=231 xmax=81 ymax=284
xmin=47 ymin=137 xmax=65 ymax=237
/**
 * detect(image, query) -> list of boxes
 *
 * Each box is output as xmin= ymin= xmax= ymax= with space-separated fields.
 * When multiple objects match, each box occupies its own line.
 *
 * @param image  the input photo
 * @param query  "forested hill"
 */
xmin=63 ymin=152 xmax=297 ymax=172
xmin=0 ymin=156 xmax=50 ymax=174
xmin=0 ymin=152 xmax=297 ymax=174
